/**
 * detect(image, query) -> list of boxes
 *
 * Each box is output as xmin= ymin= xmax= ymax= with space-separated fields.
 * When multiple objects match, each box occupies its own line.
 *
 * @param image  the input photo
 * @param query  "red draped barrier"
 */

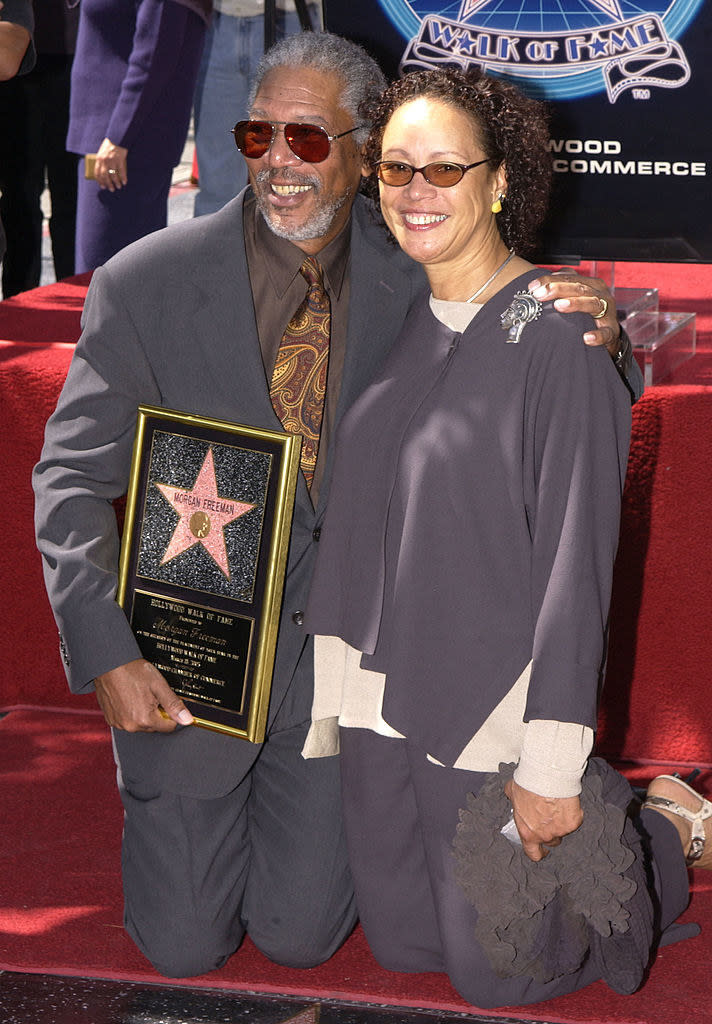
xmin=599 ymin=385 xmax=712 ymax=765
xmin=0 ymin=341 xmax=96 ymax=711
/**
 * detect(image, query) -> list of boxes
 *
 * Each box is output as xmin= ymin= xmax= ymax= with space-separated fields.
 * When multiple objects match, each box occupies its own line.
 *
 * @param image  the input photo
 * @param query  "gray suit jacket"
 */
xmin=33 ymin=190 xmax=423 ymax=797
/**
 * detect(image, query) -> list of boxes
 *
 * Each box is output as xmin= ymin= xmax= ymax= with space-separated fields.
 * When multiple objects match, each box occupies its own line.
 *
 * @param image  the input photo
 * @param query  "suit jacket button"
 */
xmin=312 ymin=527 xmax=321 ymax=542
xmin=292 ymin=611 xmax=304 ymax=626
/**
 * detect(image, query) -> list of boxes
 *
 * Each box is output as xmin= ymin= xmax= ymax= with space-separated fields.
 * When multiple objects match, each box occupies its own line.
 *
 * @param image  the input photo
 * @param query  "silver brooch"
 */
xmin=500 ymin=291 xmax=542 ymax=344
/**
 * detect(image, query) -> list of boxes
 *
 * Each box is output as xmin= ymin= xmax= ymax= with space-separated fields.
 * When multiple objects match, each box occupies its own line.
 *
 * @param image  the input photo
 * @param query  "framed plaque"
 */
xmin=117 ymin=405 xmax=301 ymax=742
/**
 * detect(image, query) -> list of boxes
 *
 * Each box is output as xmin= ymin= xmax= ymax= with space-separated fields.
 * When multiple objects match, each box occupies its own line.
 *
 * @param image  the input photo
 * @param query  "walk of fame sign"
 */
xmin=117 ymin=406 xmax=301 ymax=741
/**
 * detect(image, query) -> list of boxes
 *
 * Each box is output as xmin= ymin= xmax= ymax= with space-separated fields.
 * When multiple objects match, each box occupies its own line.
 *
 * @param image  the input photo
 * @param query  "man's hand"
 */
xmin=528 ymin=270 xmax=621 ymax=356
xmin=504 ymin=777 xmax=583 ymax=863
xmin=94 ymin=658 xmax=194 ymax=732
xmin=94 ymin=137 xmax=128 ymax=191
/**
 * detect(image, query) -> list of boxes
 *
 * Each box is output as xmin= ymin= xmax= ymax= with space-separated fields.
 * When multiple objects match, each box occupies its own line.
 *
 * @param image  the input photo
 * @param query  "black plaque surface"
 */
xmin=117 ymin=406 xmax=301 ymax=741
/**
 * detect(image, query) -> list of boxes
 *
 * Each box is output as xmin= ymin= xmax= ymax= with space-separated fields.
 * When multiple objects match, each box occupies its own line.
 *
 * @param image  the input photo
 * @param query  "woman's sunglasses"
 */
xmin=232 ymin=120 xmax=362 ymax=164
xmin=375 ymin=158 xmax=494 ymax=188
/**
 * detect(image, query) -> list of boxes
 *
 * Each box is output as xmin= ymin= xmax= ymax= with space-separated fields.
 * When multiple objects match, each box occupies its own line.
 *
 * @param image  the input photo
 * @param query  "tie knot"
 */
xmin=300 ymin=256 xmax=323 ymax=289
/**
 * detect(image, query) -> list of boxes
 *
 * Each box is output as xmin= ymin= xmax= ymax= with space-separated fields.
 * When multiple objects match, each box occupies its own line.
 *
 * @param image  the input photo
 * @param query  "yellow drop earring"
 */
xmin=491 ymin=193 xmax=505 ymax=214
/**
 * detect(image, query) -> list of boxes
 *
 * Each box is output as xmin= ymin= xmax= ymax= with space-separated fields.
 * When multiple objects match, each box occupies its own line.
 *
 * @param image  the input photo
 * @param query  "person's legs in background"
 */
xmin=0 ymin=70 xmax=45 ymax=296
xmin=0 ymin=55 xmax=77 ymax=297
xmin=42 ymin=55 xmax=78 ymax=282
xmin=193 ymin=11 xmax=257 ymax=217
xmin=74 ymin=154 xmax=173 ymax=273
xmin=192 ymin=6 xmax=319 ymax=217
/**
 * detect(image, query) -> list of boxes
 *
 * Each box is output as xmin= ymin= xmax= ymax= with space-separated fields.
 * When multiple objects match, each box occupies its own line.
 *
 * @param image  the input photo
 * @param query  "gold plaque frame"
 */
xmin=117 ymin=406 xmax=300 ymax=742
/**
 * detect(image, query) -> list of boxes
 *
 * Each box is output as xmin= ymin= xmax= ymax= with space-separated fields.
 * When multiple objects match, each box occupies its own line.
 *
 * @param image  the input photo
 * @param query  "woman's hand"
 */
xmin=527 ymin=271 xmax=620 ymax=354
xmin=94 ymin=137 xmax=128 ymax=191
xmin=504 ymin=777 xmax=583 ymax=862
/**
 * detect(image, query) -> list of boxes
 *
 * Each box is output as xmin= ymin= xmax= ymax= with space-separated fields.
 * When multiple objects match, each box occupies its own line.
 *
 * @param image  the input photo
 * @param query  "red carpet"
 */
xmin=0 ymin=272 xmax=91 ymax=345
xmin=1 ymin=708 xmax=711 ymax=1024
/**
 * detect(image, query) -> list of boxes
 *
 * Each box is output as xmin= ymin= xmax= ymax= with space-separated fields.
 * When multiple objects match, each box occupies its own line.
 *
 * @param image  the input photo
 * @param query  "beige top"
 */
xmin=302 ymin=296 xmax=593 ymax=799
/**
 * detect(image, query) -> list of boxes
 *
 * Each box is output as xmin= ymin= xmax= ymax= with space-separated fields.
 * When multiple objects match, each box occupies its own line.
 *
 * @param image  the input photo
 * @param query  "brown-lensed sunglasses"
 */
xmin=232 ymin=120 xmax=363 ymax=163
xmin=375 ymin=158 xmax=494 ymax=188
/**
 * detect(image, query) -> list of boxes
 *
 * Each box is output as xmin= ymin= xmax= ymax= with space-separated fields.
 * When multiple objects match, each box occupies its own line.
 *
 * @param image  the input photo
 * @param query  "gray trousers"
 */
xmin=340 ymin=728 xmax=690 ymax=1010
xmin=119 ymin=719 xmax=356 ymax=977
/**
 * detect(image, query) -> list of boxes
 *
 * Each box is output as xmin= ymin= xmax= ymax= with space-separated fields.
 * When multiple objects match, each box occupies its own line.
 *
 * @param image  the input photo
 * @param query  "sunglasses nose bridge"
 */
xmin=392 ymin=166 xmax=438 ymax=188
xmin=267 ymin=124 xmax=303 ymax=164
xmin=405 ymin=166 xmax=440 ymax=192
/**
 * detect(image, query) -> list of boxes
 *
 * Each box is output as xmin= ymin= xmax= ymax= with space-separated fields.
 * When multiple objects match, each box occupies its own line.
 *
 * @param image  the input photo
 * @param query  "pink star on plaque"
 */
xmin=154 ymin=447 xmax=254 ymax=579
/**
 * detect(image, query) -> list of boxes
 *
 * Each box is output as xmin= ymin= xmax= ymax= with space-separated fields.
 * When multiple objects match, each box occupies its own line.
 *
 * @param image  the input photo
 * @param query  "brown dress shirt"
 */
xmin=244 ymin=192 xmax=351 ymax=506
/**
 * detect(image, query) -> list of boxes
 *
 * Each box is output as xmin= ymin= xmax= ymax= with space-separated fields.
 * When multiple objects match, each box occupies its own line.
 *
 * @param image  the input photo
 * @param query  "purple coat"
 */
xmin=67 ymin=0 xmax=205 ymax=168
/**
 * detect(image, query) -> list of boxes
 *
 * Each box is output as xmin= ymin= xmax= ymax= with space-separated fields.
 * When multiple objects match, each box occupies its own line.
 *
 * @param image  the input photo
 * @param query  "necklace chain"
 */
xmin=466 ymin=249 xmax=516 ymax=304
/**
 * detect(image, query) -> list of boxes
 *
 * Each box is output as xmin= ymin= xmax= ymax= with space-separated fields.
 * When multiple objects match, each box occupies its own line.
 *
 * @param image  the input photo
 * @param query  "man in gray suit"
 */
xmin=33 ymin=31 xmax=638 ymax=978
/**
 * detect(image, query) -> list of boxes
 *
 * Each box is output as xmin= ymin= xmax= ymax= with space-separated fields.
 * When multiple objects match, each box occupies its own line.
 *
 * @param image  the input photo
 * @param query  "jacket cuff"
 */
xmin=513 ymin=719 xmax=593 ymax=798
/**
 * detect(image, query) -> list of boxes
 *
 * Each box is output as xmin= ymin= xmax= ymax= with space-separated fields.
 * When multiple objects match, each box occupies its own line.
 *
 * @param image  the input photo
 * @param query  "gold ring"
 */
xmin=592 ymin=296 xmax=608 ymax=319
xmin=108 ymin=169 xmax=117 ymax=175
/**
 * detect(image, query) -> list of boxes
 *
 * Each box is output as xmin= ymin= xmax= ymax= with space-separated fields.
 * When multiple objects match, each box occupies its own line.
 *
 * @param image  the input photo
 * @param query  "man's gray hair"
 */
xmin=248 ymin=32 xmax=387 ymax=147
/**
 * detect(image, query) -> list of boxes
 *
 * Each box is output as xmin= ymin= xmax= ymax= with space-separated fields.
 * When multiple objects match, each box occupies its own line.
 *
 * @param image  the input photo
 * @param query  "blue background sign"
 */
xmin=324 ymin=0 xmax=711 ymax=261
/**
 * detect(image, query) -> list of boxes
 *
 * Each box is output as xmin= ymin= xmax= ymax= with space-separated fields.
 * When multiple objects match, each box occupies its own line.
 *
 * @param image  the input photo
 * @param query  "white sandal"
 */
xmin=644 ymin=774 xmax=712 ymax=867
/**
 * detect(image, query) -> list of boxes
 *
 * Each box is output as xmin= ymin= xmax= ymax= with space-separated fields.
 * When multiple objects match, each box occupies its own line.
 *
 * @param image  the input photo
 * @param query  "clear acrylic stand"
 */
xmin=623 ymin=312 xmax=697 ymax=387
xmin=590 ymin=261 xmax=696 ymax=385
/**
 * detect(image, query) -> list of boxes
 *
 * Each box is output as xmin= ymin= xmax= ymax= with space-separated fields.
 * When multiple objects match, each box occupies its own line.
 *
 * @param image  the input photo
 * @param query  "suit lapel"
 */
xmin=189 ymin=194 xmax=284 ymax=432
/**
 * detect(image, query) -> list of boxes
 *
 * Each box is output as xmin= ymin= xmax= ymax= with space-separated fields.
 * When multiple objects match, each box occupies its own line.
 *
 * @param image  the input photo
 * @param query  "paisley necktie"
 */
xmin=269 ymin=256 xmax=331 ymax=490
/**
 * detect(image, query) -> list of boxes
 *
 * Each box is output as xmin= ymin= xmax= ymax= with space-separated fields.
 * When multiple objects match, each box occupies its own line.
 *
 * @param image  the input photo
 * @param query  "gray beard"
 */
xmin=253 ymin=170 xmax=349 ymax=242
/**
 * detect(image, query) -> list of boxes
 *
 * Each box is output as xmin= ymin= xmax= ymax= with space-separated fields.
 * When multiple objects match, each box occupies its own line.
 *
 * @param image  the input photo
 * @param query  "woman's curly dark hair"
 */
xmin=361 ymin=68 xmax=552 ymax=256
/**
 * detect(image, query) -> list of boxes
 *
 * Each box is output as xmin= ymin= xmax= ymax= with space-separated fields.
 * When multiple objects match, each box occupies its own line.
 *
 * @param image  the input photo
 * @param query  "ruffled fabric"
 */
xmin=452 ymin=759 xmax=654 ymax=993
